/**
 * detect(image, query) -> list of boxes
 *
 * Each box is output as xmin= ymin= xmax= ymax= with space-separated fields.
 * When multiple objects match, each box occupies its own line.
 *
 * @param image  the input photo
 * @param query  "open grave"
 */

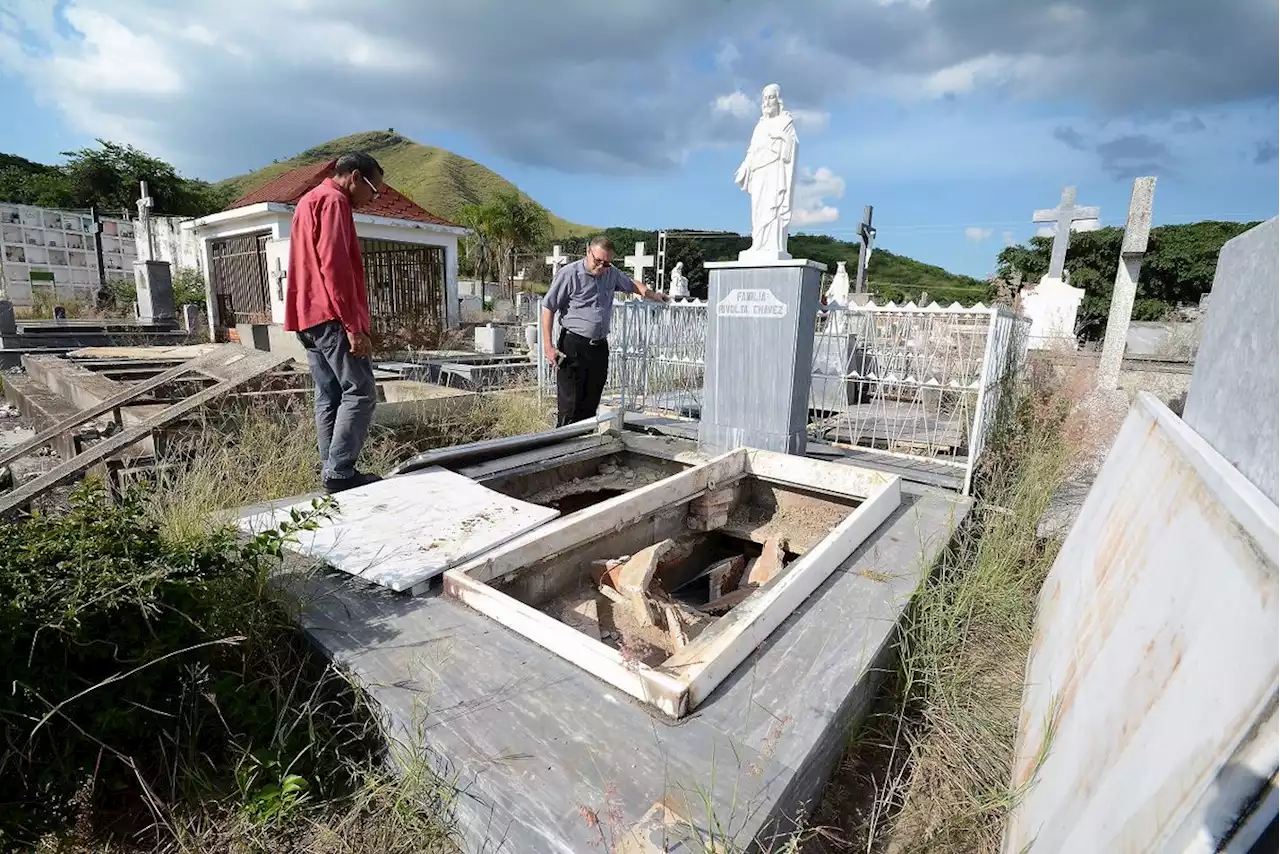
xmin=446 ymin=447 xmax=900 ymax=718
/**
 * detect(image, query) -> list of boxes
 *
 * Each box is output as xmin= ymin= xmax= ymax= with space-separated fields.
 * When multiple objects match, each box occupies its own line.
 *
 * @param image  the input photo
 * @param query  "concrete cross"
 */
xmin=271 ymin=257 xmax=288 ymax=301
xmin=136 ymin=180 xmax=154 ymax=261
xmin=624 ymin=241 xmax=654 ymax=283
xmin=1097 ymin=177 xmax=1157 ymax=389
xmin=1033 ymin=186 xmax=1101 ymax=282
xmin=545 ymin=244 xmax=568 ymax=275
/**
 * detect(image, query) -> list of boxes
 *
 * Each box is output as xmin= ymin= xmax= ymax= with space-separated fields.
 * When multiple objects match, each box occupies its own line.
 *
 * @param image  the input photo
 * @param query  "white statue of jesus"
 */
xmin=734 ymin=83 xmax=799 ymax=261
xmin=668 ymin=261 xmax=690 ymax=299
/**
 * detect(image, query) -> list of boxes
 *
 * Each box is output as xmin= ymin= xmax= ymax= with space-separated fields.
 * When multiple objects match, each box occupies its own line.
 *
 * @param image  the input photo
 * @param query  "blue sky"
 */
xmin=1 ymin=0 xmax=1276 ymax=278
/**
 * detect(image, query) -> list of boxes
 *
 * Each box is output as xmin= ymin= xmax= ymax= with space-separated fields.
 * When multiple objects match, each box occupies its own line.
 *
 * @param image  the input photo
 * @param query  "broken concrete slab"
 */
xmin=747 ymin=535 xmax=788 ymax=586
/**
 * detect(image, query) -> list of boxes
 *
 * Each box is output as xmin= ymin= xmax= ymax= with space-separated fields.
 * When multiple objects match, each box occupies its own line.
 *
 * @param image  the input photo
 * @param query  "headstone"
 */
xmin=624 ymin=242 xmax=654 ymax=283
xmin=1024 ymin=186 xmax=1099 ymax=350
xmin=136 ymin=180 xmax=154 ymax=262
xmin=0 ymin=300 xmax=14 ymax=336
xmin=855 ymin=207 xmax=875 ymax=293
xmin=734 ymin=84 xmax=800 ymax=262
xmin=181 ymin=304 xmax=200 ymax=332
xmin=271 ymin=258 xmax=288 ymax=302
xmin=1033 ymin=185 xmax=1101 ymax=283
xmin=474 ymin=323 xmax=506 ymax=355
xmin=544 ymin=245 xmax=568 ymax=276
xmin=1182 ymin=217 xmax=1279 ymax=505
xmin=1097 ymin=177 xmax=1156 ymax=389
xmin=699 ymin=259 xmax=826 ymax=455
xmin=826 ymin=261 xmax=852 ymax=306
xmin=133 ymin=260 xmax=175 ymax=322
xmin=668 ymin=262 xmax=690 ymax=299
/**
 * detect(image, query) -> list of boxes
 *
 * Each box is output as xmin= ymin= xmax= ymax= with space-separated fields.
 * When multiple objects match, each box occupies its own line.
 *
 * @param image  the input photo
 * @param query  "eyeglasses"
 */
xmin=588 ymin=251 xmax=611 ymax=268
xmin=361 ymin=176 xmax=381 ymax=200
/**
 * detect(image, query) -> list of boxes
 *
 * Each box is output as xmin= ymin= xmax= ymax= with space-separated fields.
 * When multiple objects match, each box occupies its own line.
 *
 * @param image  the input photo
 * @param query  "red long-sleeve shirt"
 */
xmin=284 ymin=178 xmax=370 ymax=334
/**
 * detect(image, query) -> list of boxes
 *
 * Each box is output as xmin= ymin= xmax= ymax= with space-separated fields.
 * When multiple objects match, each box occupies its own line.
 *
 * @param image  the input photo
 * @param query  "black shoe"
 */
xmin=322 ymin=471 xmax=383 ymax=495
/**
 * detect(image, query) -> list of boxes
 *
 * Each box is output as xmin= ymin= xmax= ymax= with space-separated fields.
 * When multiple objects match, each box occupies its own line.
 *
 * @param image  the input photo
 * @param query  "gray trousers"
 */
xmin=297 ymin=320 xmax=376 ymax=481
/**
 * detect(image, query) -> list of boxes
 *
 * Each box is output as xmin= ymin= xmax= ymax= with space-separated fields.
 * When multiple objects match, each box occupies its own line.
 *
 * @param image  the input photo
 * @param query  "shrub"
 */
xmin=0 ymin=481 xmax=379 ymax=847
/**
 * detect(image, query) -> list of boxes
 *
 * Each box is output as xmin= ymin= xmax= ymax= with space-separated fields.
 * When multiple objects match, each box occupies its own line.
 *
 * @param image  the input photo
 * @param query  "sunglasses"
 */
xmin=588 ymin=251 xmax=611 ymax=267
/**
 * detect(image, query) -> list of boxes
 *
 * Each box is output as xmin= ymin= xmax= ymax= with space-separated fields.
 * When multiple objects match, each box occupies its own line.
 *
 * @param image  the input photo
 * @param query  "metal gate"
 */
xmin=209 ymin=231 xmax=271 ymax=326
xmin=360 ymin=238 xmax=445 ymax=333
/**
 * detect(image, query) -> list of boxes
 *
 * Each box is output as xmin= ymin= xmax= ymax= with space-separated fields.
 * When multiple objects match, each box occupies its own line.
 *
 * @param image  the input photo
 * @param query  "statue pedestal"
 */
xmin=698 ymin=258 xmax=826 ymax=456
xmin=738 ymin=248 xmax=793 ymax=263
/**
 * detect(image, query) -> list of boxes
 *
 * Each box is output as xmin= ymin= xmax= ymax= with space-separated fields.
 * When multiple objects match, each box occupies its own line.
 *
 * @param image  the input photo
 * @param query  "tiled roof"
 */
xmin=225 ymin=159 xmax=460 ymax=228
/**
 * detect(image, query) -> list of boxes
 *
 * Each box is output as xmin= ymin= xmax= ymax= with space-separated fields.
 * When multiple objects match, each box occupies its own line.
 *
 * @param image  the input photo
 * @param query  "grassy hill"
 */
xmin=218 ymin=130 xmax=596 ymax=237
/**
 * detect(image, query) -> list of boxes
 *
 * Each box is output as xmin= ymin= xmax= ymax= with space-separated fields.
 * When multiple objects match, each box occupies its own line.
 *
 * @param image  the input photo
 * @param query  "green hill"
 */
xmin=218 ymin=130 xmax=596 ymax=237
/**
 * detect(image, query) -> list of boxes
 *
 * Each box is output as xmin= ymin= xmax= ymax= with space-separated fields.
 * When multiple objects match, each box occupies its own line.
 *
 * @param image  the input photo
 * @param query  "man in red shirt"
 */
xmin=284 ymin=152 xmax=384 ymax=493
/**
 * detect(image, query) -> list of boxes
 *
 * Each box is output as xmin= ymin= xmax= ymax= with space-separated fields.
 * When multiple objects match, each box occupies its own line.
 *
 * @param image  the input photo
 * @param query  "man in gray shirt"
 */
xmin=541 ymin=236 xmax=666 ymax=426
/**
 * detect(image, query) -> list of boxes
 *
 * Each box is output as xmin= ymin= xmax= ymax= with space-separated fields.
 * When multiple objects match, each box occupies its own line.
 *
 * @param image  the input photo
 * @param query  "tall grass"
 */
xmin=7 ymin=390 xmax=553 ymax=853
xmin=809 ymin=356 xmax=1087 ymax=853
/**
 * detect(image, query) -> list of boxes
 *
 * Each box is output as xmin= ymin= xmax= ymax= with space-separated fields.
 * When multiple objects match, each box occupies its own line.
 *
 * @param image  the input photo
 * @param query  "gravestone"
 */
xmin=826 ymin=260 xmax=852 ymax=306
xmin=1024 ymin=186 xmax=1099 ymax=349
xmin=1097 ymin=177 xmax=1156 ymax=388
xmin=0 ymin=300 xmax=15 ymax=335
xmin=474 ymin=323 xmax=506 ymax=355
xmin=698 ymin=259 xmax=826 ymax=455
xmin=544 ymin=244 xmax=568 ymax=276
xmin=134 ymin=260 xmax=175 ymax=322
xmin=624 ymin=242 xmax=654 ymax=283
xmin=181 ymin=304 xmax=200 ymax=333
xmin=1181 ymin=217 xmax=1279 ymax=505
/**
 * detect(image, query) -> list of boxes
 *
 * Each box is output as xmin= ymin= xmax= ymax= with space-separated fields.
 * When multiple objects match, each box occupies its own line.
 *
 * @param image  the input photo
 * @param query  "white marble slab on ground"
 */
xmin=239 ymin=467 xmax=559 ymax=592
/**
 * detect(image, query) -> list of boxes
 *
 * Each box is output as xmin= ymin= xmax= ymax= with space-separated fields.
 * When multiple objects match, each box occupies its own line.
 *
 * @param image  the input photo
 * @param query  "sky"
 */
xmin=0 ymin=0 xmax=1276 ymax=278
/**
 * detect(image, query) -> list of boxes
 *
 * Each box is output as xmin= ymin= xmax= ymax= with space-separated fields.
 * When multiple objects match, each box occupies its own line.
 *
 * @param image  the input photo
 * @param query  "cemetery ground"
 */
xmin=1 ymin=355 xmax=1092 ymax=854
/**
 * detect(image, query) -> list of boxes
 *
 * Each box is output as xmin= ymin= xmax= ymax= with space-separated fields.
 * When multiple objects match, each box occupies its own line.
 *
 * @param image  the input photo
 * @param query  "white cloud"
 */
xmin=793 ymin=166 xmax=844 ymax=226
xmin=964 ymin=226 xmax=994 ymax=242
xmin=712 ymin=91 xmax=754 ymax=120
xmin=1036 ymin=225 xmax=1057 ymax=238
xmin=1072 ymin=218 xmax=1102 ymax=232
xmin=1002 ymin=230 xmax=1016 ymax=246
xmin=791 ymin=108 xmax=830 ymax=132
xmin=714 ymin=41 xmax=739 ymax=73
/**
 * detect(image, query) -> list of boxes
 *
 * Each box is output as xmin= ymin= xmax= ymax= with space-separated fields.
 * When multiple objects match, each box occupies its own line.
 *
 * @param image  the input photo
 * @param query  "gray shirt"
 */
xmin=543 ymin=259 xmax=637 ymax=341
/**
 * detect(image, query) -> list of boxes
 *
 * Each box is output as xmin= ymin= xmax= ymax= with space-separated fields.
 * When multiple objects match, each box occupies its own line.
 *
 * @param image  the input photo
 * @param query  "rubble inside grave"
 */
xmin=529 ymin=486 xmax=813 ymax=666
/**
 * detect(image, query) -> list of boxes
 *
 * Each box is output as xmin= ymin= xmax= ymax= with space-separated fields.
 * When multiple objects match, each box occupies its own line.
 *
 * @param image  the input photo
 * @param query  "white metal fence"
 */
xmin=536 ymin=297 xmax=1031 ymax=494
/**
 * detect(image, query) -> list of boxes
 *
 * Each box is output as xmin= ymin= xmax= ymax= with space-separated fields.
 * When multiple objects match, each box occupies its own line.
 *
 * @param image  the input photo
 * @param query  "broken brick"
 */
xmin=747 ymin=535 xmax=787 ymax=586
xmin=707 ymin=555 xmax=747 ymax=600
xmin=700 ymin=586 xmax=756 ymax=615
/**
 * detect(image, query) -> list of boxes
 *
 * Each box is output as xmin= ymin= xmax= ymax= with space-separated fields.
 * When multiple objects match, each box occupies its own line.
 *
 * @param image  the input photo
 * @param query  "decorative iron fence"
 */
xmin=535 ymin=296 xmax=1031 ymax=494
xmin=810 ymin=303 xmax=1031 ymax=494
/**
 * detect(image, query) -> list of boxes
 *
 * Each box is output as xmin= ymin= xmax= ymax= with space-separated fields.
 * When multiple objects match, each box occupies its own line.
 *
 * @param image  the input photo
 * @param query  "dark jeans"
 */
xmin=297 ymin=320 xmax=376 ymax=481
xmin=555 ymin=330 xmax=609 ymax=427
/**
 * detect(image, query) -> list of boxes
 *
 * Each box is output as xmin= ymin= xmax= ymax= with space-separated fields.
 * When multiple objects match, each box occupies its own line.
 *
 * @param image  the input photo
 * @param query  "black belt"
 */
xmin=563 ymin=329 xmax=608 ymax=346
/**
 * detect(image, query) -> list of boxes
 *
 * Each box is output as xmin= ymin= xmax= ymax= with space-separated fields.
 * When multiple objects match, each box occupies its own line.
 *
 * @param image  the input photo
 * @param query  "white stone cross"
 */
xmin=545 ymin=244 xmax=568 ymax=275
xmin=272 ymin=258 xmax=288 ymax=300
xmin=1097 ymin=177 xmax=1157 ymax=389
xmin=1033 ymin=186 xmax=1101 ymax=282
xmin=624 ymin=241 xmax=654 ymax=283
xmin=136 ymin=180 xmax=155 ymax=261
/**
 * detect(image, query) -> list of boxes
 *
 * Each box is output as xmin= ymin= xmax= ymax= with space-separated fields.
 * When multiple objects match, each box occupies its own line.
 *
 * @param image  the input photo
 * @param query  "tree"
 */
xmin=483 ymin=191 xmax=551 ymax=299
xmin=0 ymin=140 xmax=231 ymax=216
xmin=997 ymin=221 xmax=1260 ymax=339
xmin=456 ymin=202 xmax=500 ymax=285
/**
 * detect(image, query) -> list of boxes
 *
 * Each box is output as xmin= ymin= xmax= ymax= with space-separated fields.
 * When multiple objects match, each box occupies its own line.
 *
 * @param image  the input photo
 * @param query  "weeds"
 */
xmin=809 ymin=356 xmax=1083 ymax=853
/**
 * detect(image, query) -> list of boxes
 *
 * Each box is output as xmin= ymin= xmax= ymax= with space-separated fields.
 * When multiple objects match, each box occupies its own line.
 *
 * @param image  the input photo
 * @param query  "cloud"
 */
xmin=1036 ymin=226 xmax=1057 ymax=238
xmin=1002 ymin=230 xmax=1016 ymax=246
xmin=712 ymin=91 xmax=755 ymax=120
xmin=964 ymin=226 xmax=993 ymax=242
xmin=1095 ymin=133 xmax=1174 ymax=180
xmin=793 ymin=166 xmax=844 ymax=226
xmin=0 ymin=0 xmax=1274 ymax=181
xmin=1254 ymin=139 xmax=1279 ymax=165
xmin=1052 ymin=125 xmax=1088 ymax=151
xmin=1173 ymin=114 xmax=1206 ymax=133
